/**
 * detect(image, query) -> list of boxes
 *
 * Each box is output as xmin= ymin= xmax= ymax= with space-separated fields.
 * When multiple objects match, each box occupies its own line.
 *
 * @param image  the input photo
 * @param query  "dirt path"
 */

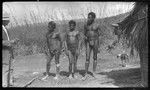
xmin=5 ymin=50 xmax=141 ymax=87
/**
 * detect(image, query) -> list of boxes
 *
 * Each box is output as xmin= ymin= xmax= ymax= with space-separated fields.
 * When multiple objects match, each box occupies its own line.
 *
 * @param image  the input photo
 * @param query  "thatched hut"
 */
xmin=112 ymin=2 xmax=148 ymax=87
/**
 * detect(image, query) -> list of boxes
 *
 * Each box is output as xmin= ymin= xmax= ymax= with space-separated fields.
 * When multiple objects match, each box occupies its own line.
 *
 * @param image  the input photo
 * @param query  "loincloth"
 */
xmin=87 ymin=38 xmax=99 ymax=47
xmin=47 ymin=38 xmax=62 ymax=55
xmin=66 ymin=42 xmax=77 ymax=55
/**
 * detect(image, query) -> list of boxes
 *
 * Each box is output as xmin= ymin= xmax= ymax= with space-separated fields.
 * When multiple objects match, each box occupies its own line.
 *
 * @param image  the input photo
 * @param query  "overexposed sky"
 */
xmin=3 ymin=2 xmax=135 ymax=27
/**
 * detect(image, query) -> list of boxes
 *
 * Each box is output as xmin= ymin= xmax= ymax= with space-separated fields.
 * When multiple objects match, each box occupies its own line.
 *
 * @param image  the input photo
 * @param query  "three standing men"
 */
xmin=44 ymin=12 xmax=101 ymax=80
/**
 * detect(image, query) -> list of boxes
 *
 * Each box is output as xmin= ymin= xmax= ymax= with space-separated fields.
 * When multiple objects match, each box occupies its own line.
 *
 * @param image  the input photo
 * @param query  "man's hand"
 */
xmin=65 ymin=49 xmax=70 ymax=56
xmin=76 ymin=48 xmax=80 ymax=56
xmin=52 ymin=33 xmax=59 ymax=38
xmin=3 ymin=38 xmax=19 ymax=47
xmin=52 ymin=34 xmax=56 ymax=38
xmin=61 ymin=47 xmax=66 ymax=53
xmin=3 ymin=40 xmax=12 ymax=47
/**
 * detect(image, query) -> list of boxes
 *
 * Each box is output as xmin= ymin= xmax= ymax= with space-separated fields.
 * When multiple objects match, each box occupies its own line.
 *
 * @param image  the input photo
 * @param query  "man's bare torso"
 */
xmin=66 ymin=30 xmax=79 ymax=51
xmin=84 ymin=22 xmax=100 ymax=46
xmin=46 ymin=31 xmax=62 ymax=53
xmin=84 ymin=22 xmax=99 ymax=41
xmin=67 ymin=30 xmax=79 ymax=44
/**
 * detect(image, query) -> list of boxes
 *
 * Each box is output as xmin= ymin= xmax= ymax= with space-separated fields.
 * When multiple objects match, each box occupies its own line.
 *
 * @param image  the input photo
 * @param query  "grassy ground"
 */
xmin=10 ymin=46 xmax=140 ymax=87
xmin=3 ymin=12 xmax=141 ymax=87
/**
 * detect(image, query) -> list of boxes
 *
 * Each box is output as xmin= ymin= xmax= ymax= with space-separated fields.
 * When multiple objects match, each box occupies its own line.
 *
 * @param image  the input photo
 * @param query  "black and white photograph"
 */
xmin=2 ymin=1 xmax=148 ymax=87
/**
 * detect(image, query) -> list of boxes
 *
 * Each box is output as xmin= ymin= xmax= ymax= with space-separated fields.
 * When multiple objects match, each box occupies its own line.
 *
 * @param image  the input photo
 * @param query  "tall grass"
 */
xmin=6 ymin=5 xmax=129 ymax=57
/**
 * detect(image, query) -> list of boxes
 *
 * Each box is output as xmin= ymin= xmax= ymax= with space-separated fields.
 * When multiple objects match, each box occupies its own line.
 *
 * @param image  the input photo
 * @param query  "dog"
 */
xmin=117 ymin=53 xmax=129 ymax=67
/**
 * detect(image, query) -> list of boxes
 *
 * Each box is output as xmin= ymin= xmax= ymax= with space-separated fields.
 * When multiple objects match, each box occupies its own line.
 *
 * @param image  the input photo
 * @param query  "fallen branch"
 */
xmin=23 ymin=74 xmax=42 ymax=87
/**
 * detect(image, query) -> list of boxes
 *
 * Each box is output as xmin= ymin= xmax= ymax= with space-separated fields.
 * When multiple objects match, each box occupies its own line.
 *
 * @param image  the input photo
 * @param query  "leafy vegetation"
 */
xmin=7 ymin=12 xmax=129 ymax=57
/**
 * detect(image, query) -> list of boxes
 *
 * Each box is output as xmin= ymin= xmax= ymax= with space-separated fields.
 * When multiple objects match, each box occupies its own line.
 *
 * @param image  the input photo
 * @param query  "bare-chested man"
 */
xmin=64 ymin=20 xmax=81 ymax=79
xmin=42 ymin=21 xmax=63 ymax=80
xmin=83 ymin=12 xmax=101 ymax=79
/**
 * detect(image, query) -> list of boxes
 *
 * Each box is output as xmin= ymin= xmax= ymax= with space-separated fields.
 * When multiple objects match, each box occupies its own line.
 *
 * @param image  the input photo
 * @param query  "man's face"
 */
xmin=69 ymin=23 xmax=75 ymax=31
xmin=48 ymin=23 xmax=55 ymax=31
xmin=87 ymin=15 xmax=95 ymax=25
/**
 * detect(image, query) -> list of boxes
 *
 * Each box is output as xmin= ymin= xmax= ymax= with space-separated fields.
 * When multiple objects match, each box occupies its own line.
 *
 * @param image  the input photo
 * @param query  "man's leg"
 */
xmin=72 ymin=56 xmax=75 ymax=78
xmin=74 ymin=51 xmax=79 ymax=73
xmin=67 ymin=51 xmax=73 ymax=79
xmin=85 ymin=43 xmax=91 ymax=75
xmin=93 ymin=40 xmax=99 ymax=73
xmin=93 ymin=50 xmax=98 ymax=72
xmin=46 ymin=53 xmax=53 ymax=75
xmin=72 ymin=51 xmax=78 ymax=78
xmin=82 ymin=43 xmax=91 ymax=80
xmin=54 ymin=52 xmax=60 ymax=80
xmin=74 ymin=52 xmax=80 ymax=79
xmin=42 ymin=52 xmax=53 ymax=80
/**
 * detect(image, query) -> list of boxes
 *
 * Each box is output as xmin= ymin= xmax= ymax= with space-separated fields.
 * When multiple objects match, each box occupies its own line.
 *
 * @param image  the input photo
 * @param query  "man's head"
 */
xmin=69 ymin=20 xmax=76 ymax=31
xmin=87 ymin=12 xmax=96 ymax=25
xmin=48 ymin=21 xmax=56 ymax=31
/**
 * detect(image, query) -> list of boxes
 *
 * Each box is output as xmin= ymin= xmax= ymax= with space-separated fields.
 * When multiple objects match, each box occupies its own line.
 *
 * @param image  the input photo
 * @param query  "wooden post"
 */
xmin=141 ymin=46 xmax=148 ymax=87
xmin=3 ymin=25 xmax=14 ymax=87
xmin=7 ymin=50 xmax=11 ymax=87
xmin=7 ymin=47 xmax=14 ymax=87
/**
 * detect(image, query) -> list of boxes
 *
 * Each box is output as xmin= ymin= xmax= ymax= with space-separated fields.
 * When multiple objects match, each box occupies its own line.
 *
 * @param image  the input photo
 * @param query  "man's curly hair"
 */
xmin=88 ymin=12 xmax=96 ymax=18
xmin=48 ymin=21 xmax=56 ymax=28
xmin=69 ymin=20 xmax=76 ymax=26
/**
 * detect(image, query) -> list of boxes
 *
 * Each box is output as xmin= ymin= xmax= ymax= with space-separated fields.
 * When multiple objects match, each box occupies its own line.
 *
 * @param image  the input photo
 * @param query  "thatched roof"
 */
xmin=116 ymin=2 xmax=148 ymax=55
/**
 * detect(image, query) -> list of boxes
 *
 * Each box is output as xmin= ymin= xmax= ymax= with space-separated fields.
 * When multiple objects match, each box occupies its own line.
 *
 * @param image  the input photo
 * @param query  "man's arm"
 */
xmin=3 ymin=40 xmax=11 ymax=47
xmin=77 ymin=32 xmax=82 ymax=50
xmin=52 ymin=31 xmax=60 ymax=38
xmin=97 ymin=24 xmax=102 ymax=37
xmin=63 ymin=33 xmax=70 ymax=56
xmin=83 ymin=25 xmax=88 ymax=39
xmin=46 ymin=33 xmax=51 ymax=51
xmin=64 ymin=33 xmax=68 ymax=50
xmin=3 ymin=39 xmax=19 ymax=47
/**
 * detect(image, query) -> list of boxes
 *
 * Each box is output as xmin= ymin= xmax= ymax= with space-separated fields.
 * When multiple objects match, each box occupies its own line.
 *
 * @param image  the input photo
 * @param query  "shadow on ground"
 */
xmin=43 ymin=72 xmax=55 ymax=77
xmin=98 ymin=67 xmax=141 ymax=87
xmin=58 ymin=70 xmax=95 ymax=77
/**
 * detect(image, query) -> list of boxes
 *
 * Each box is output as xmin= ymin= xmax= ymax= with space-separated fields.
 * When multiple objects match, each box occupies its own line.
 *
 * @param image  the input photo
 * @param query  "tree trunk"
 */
xmin=139 ymin=46 xmax=148 ymax=87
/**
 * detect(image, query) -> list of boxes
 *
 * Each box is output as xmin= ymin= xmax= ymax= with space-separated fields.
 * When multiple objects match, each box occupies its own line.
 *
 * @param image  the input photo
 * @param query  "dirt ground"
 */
xmin=3 ymin=47 xmax=141 ymax=88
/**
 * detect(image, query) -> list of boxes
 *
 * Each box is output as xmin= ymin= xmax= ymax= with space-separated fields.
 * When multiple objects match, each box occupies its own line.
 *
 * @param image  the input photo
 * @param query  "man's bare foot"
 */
xmin=74 ymin=74 xmax=78 ymax=79
xmin=54 ymin=75 xmax=59 ymax=80
xmin=82 ymin=74 xmax=88 ymax=80
xmin=74 ymin=73 xmax=80 ymax=79
xmin=68 ymin=74 xmax=73 ymax=79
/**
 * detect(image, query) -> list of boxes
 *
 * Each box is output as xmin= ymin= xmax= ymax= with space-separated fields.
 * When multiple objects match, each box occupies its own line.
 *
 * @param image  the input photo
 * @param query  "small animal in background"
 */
xmin=106 ymin=45 xmax=115 ymax=53
xmin=106 ymin=40 xmax=118 ymax=53
xmin=117 ymin=53 xmax=129 ymax=67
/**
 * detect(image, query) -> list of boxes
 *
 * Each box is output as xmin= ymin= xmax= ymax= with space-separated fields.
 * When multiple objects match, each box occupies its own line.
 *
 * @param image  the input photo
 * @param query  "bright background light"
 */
xmin=3 ymin=2 xmax=135 ymax=27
